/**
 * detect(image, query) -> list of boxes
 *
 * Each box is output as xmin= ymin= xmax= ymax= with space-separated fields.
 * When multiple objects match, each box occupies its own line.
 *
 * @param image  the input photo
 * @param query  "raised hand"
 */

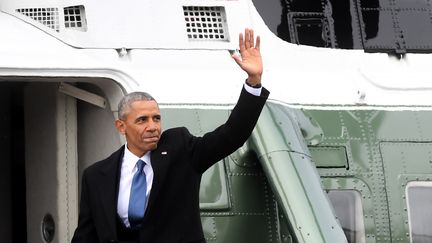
xmin=232 ymin=28 xmax=263 ymax=86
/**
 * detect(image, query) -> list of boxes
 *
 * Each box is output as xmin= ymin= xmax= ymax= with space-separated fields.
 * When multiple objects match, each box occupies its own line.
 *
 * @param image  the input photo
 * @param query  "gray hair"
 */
xmin=118 ymin=91 xmax=157 ymax=120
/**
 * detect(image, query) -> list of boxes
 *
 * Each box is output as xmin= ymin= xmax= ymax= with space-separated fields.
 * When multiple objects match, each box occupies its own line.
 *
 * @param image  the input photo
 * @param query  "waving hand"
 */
xmin=232 ymin=28 xmax=263 ymax=87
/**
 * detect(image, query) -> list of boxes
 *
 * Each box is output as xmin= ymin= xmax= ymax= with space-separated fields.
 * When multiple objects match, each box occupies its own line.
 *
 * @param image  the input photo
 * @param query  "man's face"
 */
xmin=115 ymin=100 xmax=162 ymax=157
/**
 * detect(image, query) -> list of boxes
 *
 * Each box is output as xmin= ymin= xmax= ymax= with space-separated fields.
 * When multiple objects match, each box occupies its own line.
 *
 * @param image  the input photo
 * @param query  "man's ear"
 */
xmin=115 ymin=119 xmax=126 ymax=135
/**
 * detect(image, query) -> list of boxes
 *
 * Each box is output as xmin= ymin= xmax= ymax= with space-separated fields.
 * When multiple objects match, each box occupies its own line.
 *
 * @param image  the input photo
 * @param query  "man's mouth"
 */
xmin=143 ymin=136 xmax=159 ymax=143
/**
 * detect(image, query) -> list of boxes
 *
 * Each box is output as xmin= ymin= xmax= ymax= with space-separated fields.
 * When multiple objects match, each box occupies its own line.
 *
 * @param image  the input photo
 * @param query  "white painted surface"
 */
xmin=1 ymin=0 xmax=432 ymax=108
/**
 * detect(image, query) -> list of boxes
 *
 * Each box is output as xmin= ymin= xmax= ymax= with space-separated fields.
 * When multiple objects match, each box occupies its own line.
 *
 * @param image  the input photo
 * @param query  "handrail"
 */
xmin=250 ymin=102 xmax=348 ymax=243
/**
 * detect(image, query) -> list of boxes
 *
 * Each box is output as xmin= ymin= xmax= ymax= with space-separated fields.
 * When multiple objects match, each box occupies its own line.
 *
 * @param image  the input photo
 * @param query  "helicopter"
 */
xmin=1 ymin=0 xmax=432 ymax=242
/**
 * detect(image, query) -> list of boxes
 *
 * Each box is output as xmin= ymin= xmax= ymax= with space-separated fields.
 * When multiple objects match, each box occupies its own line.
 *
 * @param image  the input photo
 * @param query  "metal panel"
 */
xmin=310 ymin=146 xmax=348 ymax=168
xmin=308 ymin=109 xmax=392 ymax=242
xmin=307 ymin=108 xmax=432 ymax=243
xmin=380 ymin=142 xmax=432 ymax=243
xmin=256 ymin=0 xmax=432 ymax=52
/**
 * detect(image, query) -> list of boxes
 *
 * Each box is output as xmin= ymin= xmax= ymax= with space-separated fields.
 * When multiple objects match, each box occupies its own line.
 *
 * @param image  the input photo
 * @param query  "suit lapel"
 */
xmin=145 ymin=144 xmax=170 ymax=216
xmin=95 ymin=144 xmax=171 ymax=228
xmin=96 ymin=147 xmax=124 ymax=238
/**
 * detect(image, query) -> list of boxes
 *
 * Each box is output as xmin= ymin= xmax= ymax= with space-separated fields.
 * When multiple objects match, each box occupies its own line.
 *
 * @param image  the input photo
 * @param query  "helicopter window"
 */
xmin=406 ymin=182 xmax=432 ymax=243
xmin=327 ymin=190 xmax=366 ymax=243
xmin=199 ymin=161 xmax=230 ymax=210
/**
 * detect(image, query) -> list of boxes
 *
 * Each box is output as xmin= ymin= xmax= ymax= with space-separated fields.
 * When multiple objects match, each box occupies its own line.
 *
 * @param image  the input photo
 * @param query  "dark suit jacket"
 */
xmin=71 ymin=87 xmax=269 ymax=243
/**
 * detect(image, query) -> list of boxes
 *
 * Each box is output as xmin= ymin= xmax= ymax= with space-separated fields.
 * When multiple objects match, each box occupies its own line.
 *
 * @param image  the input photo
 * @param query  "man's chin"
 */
xmin=148 ymin=143 xmax=158 ymax=151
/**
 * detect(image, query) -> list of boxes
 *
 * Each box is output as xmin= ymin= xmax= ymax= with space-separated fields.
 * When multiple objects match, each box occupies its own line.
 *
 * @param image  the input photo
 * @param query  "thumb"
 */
xmin=232 ymin=54 xmax=242 ymax=66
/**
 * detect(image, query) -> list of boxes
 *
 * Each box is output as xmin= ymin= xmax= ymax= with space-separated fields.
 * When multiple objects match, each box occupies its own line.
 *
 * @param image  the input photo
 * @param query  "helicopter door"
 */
xmin=24 ymin=82 xmax=79 ymax=243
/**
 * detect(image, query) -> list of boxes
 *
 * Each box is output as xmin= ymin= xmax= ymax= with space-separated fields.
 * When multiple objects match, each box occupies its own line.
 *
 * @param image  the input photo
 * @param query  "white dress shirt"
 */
xmin=243 ymin=82 xmax=262 ymax=96
xmin=117 ymin=144 xmax=154 ymax=228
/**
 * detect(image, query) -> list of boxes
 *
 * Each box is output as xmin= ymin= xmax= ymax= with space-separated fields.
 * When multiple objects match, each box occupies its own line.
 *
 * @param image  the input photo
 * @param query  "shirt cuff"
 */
xmin=243 ymin=83 xmax=262 ymax=96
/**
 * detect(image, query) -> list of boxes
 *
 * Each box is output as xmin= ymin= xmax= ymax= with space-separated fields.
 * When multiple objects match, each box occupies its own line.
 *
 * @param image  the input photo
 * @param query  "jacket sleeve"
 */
xmin=189 ymin=86 xmax=269 ymax=173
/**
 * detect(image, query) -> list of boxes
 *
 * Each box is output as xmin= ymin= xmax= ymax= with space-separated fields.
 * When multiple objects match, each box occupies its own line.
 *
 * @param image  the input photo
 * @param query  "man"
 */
xmin=72 ymin=28 xmax=270 ymax=243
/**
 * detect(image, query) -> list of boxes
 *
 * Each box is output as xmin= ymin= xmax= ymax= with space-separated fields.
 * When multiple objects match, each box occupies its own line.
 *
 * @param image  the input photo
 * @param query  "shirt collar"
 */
xmin=123 ymin=143 xmax=151 ymax=173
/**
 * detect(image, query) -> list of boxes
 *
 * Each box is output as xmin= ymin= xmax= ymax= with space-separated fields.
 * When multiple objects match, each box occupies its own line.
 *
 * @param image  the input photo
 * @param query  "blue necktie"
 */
xmin=128 ymin=159 xmax=147 ymax=228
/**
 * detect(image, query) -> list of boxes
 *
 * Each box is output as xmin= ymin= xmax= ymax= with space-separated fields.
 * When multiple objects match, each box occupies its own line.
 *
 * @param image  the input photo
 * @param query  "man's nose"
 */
xmin=147 ymin=121 xmax=157 ymax=131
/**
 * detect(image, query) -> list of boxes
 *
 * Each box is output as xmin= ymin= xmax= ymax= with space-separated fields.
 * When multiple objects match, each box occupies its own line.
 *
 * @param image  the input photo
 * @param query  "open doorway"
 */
xmin=0 ymin=79 xmax=124 ymax=243
xmin=0 ymin=82 xmax=27 ymax=243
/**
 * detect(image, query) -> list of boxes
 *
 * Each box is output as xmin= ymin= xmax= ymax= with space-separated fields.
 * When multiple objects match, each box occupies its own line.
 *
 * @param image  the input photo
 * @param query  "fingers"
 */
xmin=240 ymin=28 xmax=259 ymax=50
xmin=245 ymin=28 xmax=253 ymax=49
xmin=244 ymin=29 xmax=250 ymax=49
xmin=239 ymin=32 xmax=245 ymax=52
xmin=255 ymin=35 xmax=261 ymax=51
xmin=249 ymin=29 xmax=254 ymax=47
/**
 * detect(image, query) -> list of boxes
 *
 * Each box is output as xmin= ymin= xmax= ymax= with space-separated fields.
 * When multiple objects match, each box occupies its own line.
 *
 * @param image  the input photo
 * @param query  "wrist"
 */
xmin=245 ymin=78 xmax=262 ymax=88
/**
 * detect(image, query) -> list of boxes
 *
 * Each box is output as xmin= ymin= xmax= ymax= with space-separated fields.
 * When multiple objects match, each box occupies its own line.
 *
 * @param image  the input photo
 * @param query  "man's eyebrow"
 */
xmin=135 ymin=115 xmax=148 ymax=121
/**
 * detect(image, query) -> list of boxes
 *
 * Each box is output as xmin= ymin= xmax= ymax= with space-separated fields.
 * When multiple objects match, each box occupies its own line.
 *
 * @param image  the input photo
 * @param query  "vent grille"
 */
xmin=16 ymin=8 xmax=59 ymax=32
xmin=183 ymin=6 xmax=229 ymax=41
xmin=64 ymin=5 xmax=87 ymax=31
